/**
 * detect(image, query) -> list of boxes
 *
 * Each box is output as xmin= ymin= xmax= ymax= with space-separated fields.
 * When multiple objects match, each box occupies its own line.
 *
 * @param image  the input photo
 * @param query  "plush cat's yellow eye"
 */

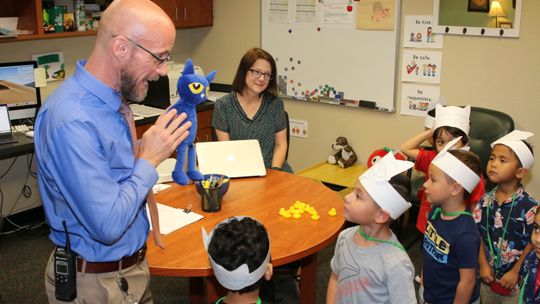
xmin=188 ymin=82 xmax=204 ymax=94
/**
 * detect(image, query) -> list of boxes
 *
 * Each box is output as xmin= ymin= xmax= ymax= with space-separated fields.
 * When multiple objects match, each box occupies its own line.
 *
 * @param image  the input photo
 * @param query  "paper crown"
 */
xmin=431 ymin=137 xmax=480 ymax=192
xmin=202 ymin=216 xmax=270 ymax=291
xmin=432 ymin=104 xmax=470 ymax=134
xmin=491 ymin=130 xmax=534 ymax=170
xmin=424 ymin=96 xmax=445 ymax=129
xmin=359 ymin=153 xmax=414 ymax=219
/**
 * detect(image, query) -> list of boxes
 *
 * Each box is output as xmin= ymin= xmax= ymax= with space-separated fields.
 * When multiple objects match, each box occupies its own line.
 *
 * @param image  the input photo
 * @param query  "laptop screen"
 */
xmin=0 ymin=105 xmax=12 ymax=134
xmin=142 ymin=75 xmax=171 ymax=109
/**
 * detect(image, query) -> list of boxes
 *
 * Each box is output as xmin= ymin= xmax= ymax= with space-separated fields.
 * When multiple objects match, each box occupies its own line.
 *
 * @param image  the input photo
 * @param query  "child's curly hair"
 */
xmin=208 ymin=217 xmax=270 ymax=294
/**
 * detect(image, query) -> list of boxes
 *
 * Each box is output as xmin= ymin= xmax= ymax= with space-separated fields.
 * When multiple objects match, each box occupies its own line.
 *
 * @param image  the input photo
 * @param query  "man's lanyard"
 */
xmin=216 ymin=297 xmax=262 ymax=304
xmin=485 ymin=186 xmax=517 ymax=276
xmin=357 ymin=226 xmax=406 ymax=252
xmin=430 ymin=207 xmax=472 ymax=220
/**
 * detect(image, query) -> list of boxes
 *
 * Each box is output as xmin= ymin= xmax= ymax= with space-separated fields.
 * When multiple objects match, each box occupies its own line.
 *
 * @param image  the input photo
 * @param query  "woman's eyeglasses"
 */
xmin=248 ymin=69 xmax=273 ymax=81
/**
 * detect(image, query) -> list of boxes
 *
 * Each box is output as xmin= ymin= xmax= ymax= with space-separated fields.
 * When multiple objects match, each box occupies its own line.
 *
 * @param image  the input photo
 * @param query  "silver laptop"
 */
xmin=0 ymin=104 xmax=17 ymax=145
xmin=196 ymin=139 xmax=267 ymax=178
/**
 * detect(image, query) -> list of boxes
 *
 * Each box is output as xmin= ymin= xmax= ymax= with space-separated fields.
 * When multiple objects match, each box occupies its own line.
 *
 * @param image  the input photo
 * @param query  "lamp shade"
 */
xmin=489 ymin=1 xmax=506 ymax=17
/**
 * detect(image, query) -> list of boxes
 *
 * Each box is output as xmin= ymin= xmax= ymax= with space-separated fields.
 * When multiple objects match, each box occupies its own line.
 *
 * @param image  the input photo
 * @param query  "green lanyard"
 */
xmin=357 ymin=226 xmax=406 ymax=252
xmin=430 ymin=207 xmax=472 ymax=220
xmin=485 ymin=187 xmax=517 ymax=276
xmin=519 ymin=272 xmax=530 ymax=304
xmin=216 ymin=297 xmax=262 ymax=304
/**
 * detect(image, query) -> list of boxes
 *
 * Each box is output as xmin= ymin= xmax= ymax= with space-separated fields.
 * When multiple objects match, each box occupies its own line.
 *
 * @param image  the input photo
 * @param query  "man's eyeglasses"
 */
xmin=248 ymin=69 xmax=273 ymax=81
xmin=126 ymin=38 xmax=171 ymax=66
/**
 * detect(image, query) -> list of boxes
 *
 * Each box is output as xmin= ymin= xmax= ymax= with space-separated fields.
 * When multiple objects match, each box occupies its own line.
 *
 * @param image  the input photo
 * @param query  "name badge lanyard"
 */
xmin=485 ymin=187 xmax=517 ymax=278
xmin=357 ymin=226 xmax=406 ymax=252
xmin=430 ymin=207 xmax=472 ymax=220
xmin=216 ymin=297 xmax=262 ymax=304
xmin=519 ymin=272 xmax=530 ymax=304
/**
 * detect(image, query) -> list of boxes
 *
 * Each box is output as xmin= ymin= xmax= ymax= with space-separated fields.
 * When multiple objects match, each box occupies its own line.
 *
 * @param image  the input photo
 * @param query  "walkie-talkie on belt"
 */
xmin=54 ymin=220 xmax=77 ymax=301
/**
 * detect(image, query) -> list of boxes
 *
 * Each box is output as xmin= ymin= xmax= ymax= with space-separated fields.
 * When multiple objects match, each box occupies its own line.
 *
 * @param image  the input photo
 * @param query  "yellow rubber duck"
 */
xmin=328 ymin=208 xmax=337 ymax=217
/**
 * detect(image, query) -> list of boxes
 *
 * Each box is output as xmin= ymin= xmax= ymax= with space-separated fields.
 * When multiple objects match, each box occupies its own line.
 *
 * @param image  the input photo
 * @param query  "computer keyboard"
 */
xmin=12 ymin=124 xmax=32 ymax=133
xmin=130 ymin=104 xmax=165 ymax=118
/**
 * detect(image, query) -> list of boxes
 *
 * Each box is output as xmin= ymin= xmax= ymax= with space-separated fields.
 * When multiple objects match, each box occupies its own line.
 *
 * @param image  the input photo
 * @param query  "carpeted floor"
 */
xmin=0 ymin=208 xmax=423 ymax=303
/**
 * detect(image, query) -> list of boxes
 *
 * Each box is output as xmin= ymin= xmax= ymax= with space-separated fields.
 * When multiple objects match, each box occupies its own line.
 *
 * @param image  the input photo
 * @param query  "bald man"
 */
xmin=35 ymin=0 xmax=187 ymax=302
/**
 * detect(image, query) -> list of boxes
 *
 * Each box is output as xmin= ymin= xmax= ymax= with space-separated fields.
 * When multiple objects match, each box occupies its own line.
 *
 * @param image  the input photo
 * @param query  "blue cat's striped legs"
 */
xmin=186 ymin=143 xmax=203 ymax=181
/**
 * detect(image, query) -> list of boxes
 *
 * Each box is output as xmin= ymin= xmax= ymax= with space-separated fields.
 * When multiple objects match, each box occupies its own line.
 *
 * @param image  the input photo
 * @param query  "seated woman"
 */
xmin=212 ymin=47 xmax=292 ymax=173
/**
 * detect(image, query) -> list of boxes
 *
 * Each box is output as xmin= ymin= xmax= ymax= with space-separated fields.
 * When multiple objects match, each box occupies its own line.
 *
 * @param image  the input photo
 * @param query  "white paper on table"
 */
xmin=152 ymin=183 xmax=171 ymax=194
xmin=146 ymin=203 xmax=204 ymax=235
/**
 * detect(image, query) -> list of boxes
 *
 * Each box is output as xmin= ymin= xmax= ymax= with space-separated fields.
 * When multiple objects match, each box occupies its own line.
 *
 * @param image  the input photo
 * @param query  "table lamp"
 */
xmin=489 ymin=1 xmax=506 ymax=28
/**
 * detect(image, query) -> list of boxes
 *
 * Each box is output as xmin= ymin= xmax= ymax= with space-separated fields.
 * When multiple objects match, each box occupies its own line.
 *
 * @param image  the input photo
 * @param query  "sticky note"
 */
xmin=34 ymin=68 xmax=47 ymax=87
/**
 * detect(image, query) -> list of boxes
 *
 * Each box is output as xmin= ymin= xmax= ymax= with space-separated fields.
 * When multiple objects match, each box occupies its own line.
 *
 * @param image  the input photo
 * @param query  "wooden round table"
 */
xmin=147 ymin=169 xmax=344 ymax=303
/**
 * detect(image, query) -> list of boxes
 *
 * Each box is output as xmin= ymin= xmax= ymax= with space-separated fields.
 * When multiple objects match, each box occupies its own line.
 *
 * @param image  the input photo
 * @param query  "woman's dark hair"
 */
xmin=447 ymin=149 xmax=481 ymax=199
xmin=232 ymin=47 xmax=278 ymax=97
xmin=433 ymin=126 xmax=469 ymax=146
xmin=208 ymin=217 xmax=270 ymax=294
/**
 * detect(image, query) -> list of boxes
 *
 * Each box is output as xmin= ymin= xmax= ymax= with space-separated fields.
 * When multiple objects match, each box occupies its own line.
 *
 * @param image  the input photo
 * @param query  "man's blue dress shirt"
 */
xmin=35 ymin=60 xmax=158 ymax=262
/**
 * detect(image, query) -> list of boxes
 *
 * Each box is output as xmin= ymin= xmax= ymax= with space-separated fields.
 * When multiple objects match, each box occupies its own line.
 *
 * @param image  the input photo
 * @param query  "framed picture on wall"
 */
xmin=467 ymin=0 xmax=490 ymax=12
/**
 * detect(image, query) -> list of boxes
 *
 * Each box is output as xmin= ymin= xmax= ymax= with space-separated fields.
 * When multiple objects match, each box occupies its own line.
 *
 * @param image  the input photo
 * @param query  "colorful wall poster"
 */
xmin=356 ymin=0 xmax=395 ymax=30
xmin=403 ymin=15 xmax=443 ymax=49
xmin=401 ymin=49 xmax=442 ymax=84
xmin=400 ymin=83 xmax=440 ymax=117
xmin=32 ymin=52 xmax=65 ymax=82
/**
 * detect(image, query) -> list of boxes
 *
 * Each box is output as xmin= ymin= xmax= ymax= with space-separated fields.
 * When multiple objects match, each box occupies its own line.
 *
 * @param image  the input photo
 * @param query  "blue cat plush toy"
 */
xmin=171 ymin=59 xmax=216 ymax=185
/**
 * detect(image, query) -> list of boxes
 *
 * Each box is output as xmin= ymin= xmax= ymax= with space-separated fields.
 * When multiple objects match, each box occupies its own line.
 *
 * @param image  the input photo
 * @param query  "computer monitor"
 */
xmin=0 ymin=61 xmax=41 ymax=123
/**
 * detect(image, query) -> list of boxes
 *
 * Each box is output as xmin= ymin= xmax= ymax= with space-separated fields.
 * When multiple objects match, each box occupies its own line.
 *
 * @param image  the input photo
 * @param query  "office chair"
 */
xmin=284 ymin=110 xmax=290 ymax=161
xmin=469 ymin=106 xmax=514 ymax=173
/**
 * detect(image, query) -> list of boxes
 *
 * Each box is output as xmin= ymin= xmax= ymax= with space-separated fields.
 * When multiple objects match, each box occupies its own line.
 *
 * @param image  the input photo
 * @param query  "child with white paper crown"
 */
xmin=519 ymin=206 xmax=540 ymax=304
xmin=474 ymin=130 xmax=538 ymax=303
xmin=203 ymin=216 xmax=272 ymax=304
xmin=401 ymin=104 xmax=485 ymax=234
xmin=420 ymin=137 xmax=482 ymax=304
xmin=326 ymin=153 xmax=417 ymax=304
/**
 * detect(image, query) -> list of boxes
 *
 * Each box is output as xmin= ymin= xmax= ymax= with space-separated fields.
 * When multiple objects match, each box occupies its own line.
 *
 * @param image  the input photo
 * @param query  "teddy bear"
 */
xmin=171 ymin=59 xmax=216 ymax=185
xmin=327 ymin=136 xmax=358 ymax=168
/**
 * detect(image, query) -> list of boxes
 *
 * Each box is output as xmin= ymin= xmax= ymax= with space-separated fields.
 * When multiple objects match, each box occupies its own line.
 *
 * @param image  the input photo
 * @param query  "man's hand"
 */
xmin=139 ymin=109 xmax=191 ymax=167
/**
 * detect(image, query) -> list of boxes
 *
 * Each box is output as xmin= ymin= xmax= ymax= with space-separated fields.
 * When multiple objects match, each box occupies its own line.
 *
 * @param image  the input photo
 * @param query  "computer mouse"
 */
xmin=25 ymin=130 xmax=34 ymax=138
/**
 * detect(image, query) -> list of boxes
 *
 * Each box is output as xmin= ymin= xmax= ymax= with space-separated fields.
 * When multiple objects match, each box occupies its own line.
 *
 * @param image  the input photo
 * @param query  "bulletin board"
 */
xmin=261 ymin=0 xmax=400 ymax=111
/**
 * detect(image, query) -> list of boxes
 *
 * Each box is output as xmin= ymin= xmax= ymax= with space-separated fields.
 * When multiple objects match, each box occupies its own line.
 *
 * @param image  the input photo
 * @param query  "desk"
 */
xmin=0 ymin=132 xmax=34 ymax=160
xmin=147 ymin=169 xmax=344 ymax=303
xmin=297 ymin=162 xmax=367 ymax=189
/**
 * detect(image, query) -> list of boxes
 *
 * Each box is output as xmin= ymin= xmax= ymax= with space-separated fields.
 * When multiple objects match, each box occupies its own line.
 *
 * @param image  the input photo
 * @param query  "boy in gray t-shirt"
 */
xmin=326 ymin=153 xmax=417 ymax=304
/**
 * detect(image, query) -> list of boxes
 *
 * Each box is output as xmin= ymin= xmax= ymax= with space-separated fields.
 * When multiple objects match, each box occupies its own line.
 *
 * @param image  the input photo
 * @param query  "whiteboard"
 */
xmin=261 ymin=0 xmax=400 ymax=111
